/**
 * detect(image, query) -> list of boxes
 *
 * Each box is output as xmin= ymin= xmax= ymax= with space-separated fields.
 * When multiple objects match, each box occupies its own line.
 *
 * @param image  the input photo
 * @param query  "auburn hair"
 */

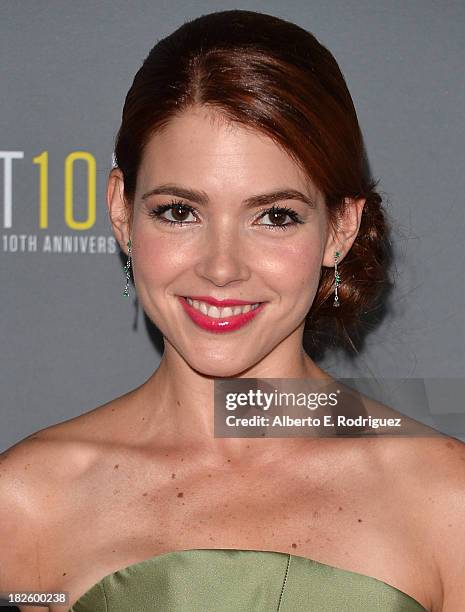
xmin=114 ymin=9 xmax=392 ymax=352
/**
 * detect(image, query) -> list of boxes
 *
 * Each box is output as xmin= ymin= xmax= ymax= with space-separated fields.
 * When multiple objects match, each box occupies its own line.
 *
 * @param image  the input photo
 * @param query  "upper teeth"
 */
xmin=186 ymin=298 xmax=261 ymax=318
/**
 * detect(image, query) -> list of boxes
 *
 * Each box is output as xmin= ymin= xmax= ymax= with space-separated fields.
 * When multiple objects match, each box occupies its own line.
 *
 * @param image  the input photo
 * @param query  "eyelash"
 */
xmin=147 ymin=199 xmax=304 ymax=231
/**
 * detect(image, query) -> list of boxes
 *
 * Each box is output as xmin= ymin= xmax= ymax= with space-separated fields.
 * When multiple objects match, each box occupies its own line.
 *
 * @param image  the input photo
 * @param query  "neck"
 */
xmin=134 ymin=331 xmax=333 ymax=466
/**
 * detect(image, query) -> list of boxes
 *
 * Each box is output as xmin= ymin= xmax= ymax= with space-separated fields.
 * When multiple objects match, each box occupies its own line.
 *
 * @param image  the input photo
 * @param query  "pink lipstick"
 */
xmin=178 ymin=296 xmax=267 ymax=333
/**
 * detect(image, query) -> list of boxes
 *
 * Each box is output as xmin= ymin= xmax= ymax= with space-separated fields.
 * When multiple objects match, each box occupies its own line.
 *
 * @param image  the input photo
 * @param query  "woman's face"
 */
xmin=129 ymin=106 xmax=331 ymax=376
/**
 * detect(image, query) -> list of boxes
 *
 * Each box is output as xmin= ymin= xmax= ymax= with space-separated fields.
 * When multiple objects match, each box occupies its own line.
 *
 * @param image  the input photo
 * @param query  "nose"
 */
xmin=193 ymin=222 xmax=251 ymax=287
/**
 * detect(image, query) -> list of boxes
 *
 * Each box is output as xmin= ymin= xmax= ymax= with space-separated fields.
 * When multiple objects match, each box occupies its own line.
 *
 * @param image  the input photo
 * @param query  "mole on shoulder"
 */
xmin=171 ymin=472 xmax=176 ymax=479
xmin=291 ymin=542 xmax=297 ymax=548
xmin=177 ymin=491 xmax=184 ymax=498
xmin=176 ymin=400 xmax=181 ymax=406
xmin=142 ymin=492 xmax=148 ymax=496
xmin=357 ymin=518 xmax=362 ymax=522
xmin=114 ymin=464 xmax=119 ymax=469
xmin=338 ymin=506 xmax=343 ymax=511
xmin=62 ymin=572 xmax=67 ymax=576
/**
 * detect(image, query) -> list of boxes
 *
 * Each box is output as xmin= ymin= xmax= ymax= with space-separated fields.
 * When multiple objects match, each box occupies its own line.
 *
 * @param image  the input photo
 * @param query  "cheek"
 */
xmin=260 ymin=236 xmax=323 ymax=298
xmin=132 ymin=231 xmax=186 ymax=286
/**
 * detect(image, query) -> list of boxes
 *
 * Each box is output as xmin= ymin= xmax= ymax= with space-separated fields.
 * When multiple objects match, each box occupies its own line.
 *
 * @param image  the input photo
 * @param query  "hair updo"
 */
xmin=114 ymin=9 xmax=392 ymax=353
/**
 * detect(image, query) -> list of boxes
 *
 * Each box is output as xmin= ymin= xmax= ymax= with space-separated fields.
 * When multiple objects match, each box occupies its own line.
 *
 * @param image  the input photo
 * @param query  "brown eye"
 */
xmin=256 ymin=205 xmax=303 ymax=231
xmin=171 ymin=205 xmax=191 ymax=222
xmin=148 ymin=200 xmax=198 ymax=226
xmin=268 ymin=210 xmax=288 ymax=225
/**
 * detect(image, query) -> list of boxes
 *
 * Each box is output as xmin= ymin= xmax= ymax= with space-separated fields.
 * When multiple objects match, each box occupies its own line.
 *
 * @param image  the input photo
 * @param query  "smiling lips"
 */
xmin=178 ymin=295 xmax=267 ymax=333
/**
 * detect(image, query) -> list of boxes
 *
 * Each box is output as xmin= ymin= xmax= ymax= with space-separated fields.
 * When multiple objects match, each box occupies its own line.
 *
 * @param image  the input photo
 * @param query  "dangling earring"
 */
xmin=333 ymin=251 xmax=341 ymax=307
xmin=122 ymin=239 xmax=132 ymax=297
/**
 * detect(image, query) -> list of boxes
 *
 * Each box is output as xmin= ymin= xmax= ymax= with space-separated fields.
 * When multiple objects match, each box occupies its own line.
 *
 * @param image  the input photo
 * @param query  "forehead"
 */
xmin=137 ymin=106 xmax=320 ymax=201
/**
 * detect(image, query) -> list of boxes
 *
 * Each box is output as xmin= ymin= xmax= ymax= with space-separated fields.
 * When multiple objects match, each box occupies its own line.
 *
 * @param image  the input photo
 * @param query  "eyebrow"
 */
xmin=141 ymin=183 xmax=316 ymax=209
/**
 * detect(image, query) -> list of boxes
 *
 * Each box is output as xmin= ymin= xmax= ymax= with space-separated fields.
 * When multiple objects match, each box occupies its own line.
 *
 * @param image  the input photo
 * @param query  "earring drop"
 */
xmin=333 ymin=251 xmax=341 ymax=308
xmin=122 ymin=239 xmax=132 ymax=297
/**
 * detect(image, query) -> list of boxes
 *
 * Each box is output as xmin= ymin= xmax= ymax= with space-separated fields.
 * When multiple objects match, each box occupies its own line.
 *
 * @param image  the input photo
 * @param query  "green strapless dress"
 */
xmin=68 ymin=548 xmax=427 ymax=611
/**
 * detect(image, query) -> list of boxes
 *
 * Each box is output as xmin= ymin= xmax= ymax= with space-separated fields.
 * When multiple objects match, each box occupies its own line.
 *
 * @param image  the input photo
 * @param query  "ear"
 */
xmin=322 ymin=197 xmax=366 ymax=267
xmin=107 ymin=168 xmax=132 ymax=254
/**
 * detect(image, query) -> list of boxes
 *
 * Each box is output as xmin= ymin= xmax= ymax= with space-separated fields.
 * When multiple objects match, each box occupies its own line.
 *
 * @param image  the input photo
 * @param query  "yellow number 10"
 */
xmin=33 ymin=151 xmax=96 ymax=230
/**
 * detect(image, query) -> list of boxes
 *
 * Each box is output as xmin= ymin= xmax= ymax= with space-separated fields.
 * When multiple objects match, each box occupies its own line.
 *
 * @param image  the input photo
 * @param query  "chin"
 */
xmin=188 ymin=354 xmax=261 ymax=379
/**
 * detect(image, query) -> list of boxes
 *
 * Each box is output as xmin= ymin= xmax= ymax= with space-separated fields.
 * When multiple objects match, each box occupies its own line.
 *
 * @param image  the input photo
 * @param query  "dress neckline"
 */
xmin=70 ymin=547 xmax=428 ymax=611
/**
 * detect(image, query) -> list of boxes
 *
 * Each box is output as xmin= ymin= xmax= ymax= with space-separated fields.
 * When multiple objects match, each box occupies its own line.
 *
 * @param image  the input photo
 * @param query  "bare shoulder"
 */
xmin=0 ymin=431 xmax=69 ymax=604
xmin=378 ymin=434 xmax=465 ymax=611
xmin=0 ymin=394 xmax=132 ymax=599
xmin=0 ymin=389 xmax=138 ymax=497
xmin=0 ymin=401 xmax=113 ymax=484
xmin=416 ymin=435 xmax=465 ymax=611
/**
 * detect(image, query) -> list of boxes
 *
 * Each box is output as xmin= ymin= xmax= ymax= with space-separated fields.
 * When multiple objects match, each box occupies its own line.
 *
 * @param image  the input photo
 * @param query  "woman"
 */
xmin=2 ymin=9 xmax=464 ymax=612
